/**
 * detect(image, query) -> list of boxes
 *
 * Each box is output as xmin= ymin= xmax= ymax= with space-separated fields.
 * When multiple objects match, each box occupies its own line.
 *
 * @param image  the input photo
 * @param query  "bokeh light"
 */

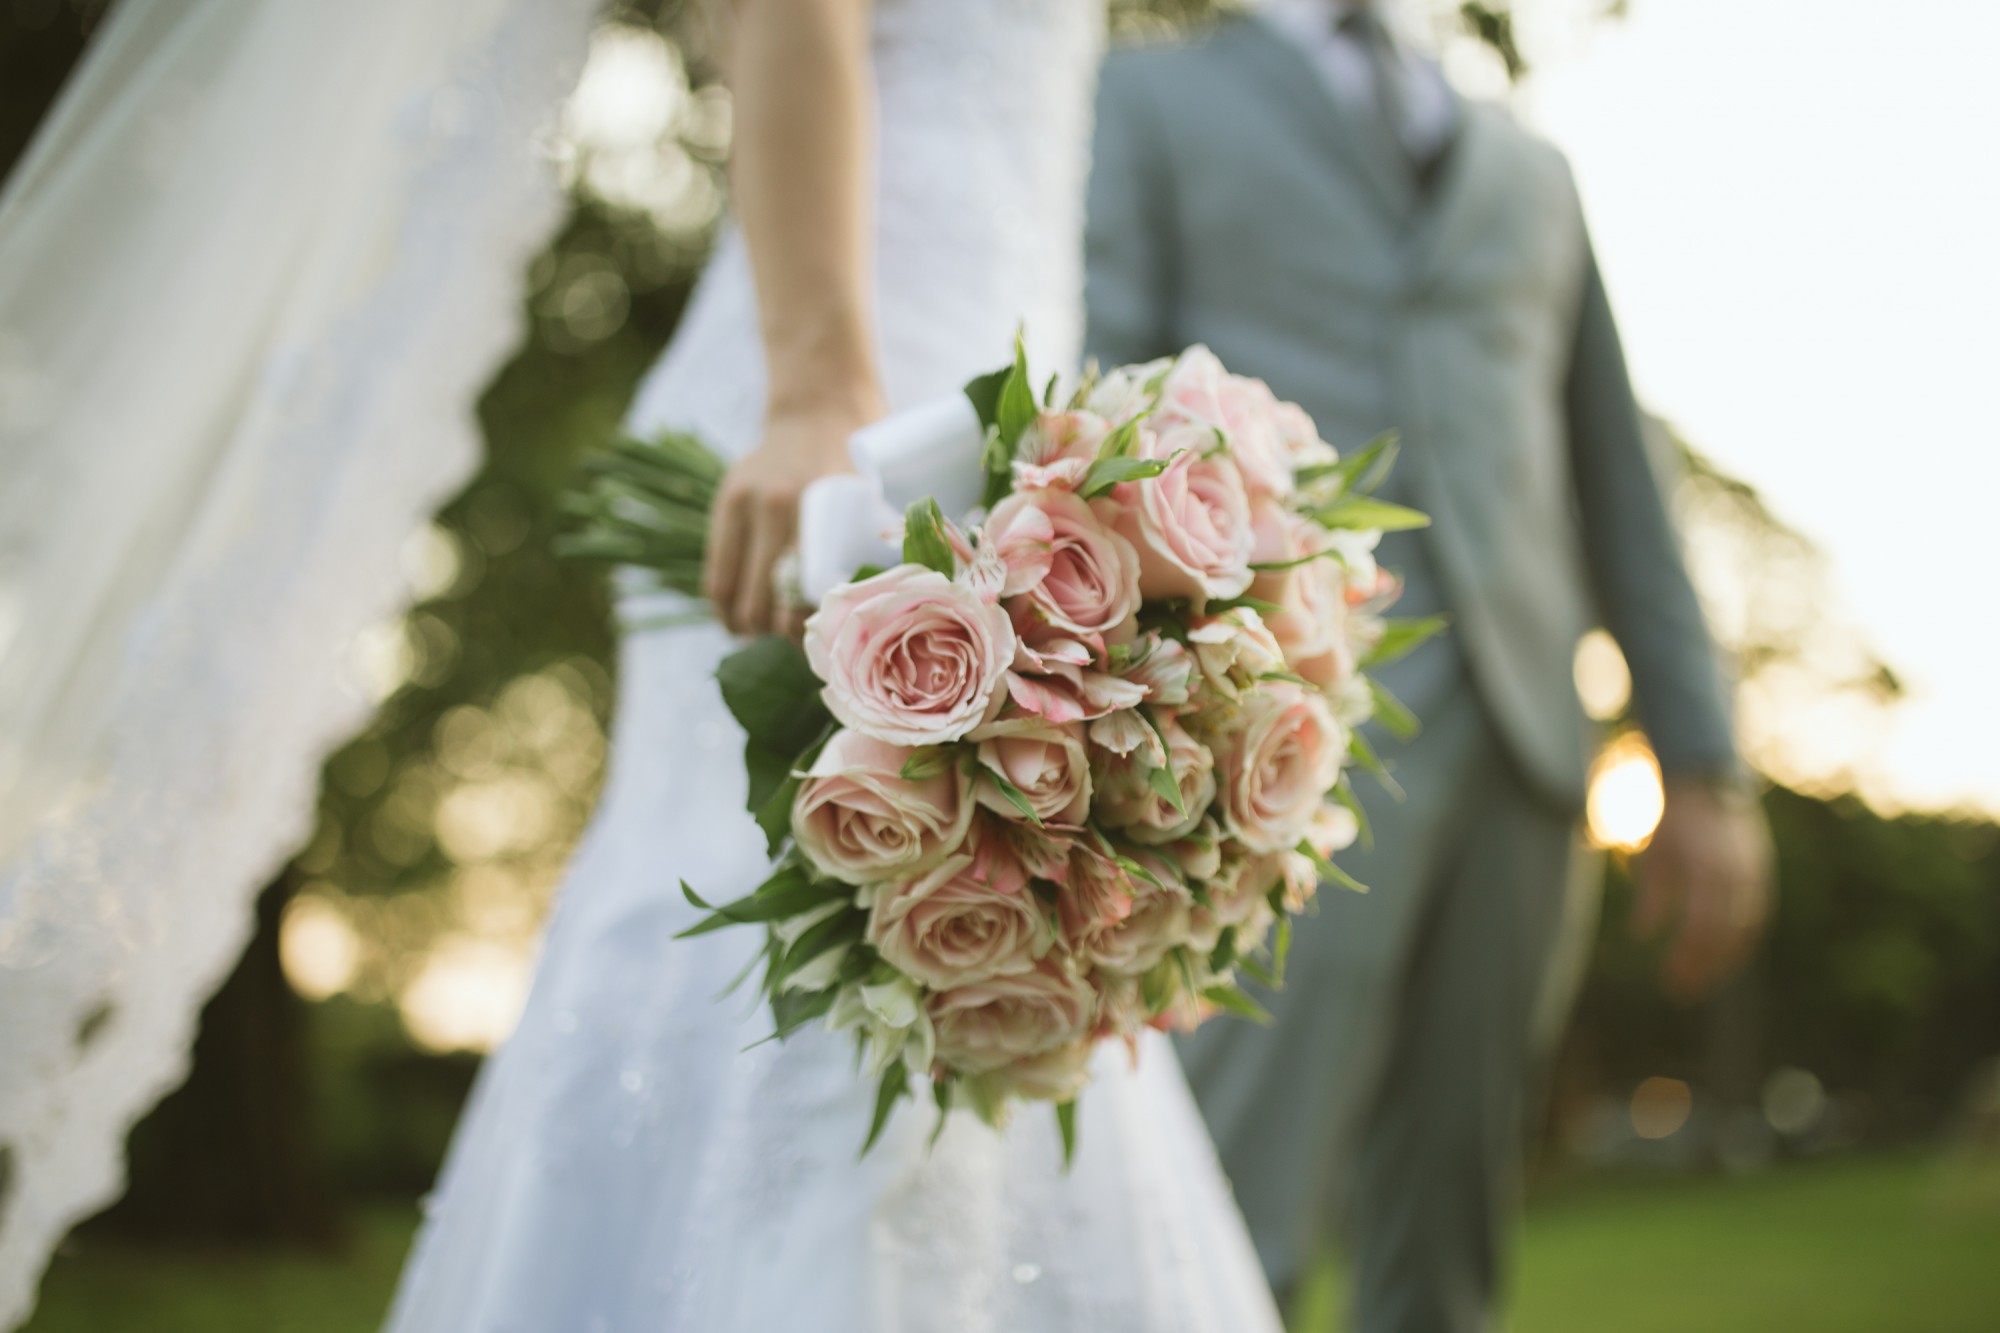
xmin=278 ymin=892 xmax=362 ymax=1002
xmin=1762 ymin=1067 xmax=1828 ymax=1138
xmin=1586 ymin=732 xmax=1665 ymax=852
xmin=1573 ymin=628 xmax=1633 ymax=722
xmin=1630 ymin=1076 xmax=1694 ymax=1140
xmin=396 ymin=935 xmax=530 ymax=1054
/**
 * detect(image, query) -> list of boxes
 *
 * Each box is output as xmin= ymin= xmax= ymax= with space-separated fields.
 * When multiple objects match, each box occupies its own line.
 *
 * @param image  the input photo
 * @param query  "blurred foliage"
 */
xmin=1557 ymin=793 xmax=2000 ymax=1164
xmin=0 ymin=0 xmax=108 ymax=177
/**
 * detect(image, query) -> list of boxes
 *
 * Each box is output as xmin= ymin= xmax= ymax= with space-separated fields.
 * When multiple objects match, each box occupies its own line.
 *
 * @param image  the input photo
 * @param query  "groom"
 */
xmin=1085 ymin=2 xmax=1772 ymax=1329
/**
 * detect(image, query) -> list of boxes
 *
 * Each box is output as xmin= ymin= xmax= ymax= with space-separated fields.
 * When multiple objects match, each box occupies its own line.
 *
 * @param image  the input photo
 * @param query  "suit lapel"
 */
xmin=1407 ymin=100 xmax=1511 ymax=292
xmin=1223 ymin=17 xmax=1418 ymax=226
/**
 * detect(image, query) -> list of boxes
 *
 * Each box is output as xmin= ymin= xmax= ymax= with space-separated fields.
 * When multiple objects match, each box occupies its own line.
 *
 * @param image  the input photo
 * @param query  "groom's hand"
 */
xmin=1631 ymin=777 xmax=1774 ymax=1001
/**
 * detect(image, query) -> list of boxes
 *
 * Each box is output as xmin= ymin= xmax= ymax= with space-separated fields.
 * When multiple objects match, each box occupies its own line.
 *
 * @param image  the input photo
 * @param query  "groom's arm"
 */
xmin=1567 ymin=232 xmax=1773 ymax=1001
xmin=1566 ymin=236 xmax=1736 ymax=777
xmin=1084 ymin=54 xmax=1177 ymax=368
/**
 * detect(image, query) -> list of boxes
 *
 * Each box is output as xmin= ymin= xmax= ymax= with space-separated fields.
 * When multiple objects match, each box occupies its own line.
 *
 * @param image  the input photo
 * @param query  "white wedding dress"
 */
xmin=385 ymin=3 xmax=1283 ymax=1330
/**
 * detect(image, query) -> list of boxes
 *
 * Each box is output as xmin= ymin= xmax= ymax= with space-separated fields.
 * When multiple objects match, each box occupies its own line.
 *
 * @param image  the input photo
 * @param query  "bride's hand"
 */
xmin=704 ymin=390 xmax=883 ymax=638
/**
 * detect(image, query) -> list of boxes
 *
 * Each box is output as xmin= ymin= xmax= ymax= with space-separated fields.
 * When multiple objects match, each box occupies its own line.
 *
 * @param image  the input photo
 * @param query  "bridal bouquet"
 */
xmin=562 ymin=342 xmax=1437 ymax=1157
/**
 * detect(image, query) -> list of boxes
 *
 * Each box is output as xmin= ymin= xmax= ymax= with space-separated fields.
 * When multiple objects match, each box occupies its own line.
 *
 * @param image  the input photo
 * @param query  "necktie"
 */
xmin=1337 ymin=6 xmax=1415 ymax=173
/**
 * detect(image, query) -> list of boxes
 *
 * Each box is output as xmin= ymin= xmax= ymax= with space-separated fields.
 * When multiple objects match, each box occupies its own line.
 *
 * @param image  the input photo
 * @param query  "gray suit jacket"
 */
xmin=1085 ymin=18 xmax=1737 ymax=809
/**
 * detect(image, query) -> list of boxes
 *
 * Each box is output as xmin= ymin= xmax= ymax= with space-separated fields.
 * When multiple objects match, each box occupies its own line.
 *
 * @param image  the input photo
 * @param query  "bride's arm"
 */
xmin=705 ymin=0 xmax=883 ymax=637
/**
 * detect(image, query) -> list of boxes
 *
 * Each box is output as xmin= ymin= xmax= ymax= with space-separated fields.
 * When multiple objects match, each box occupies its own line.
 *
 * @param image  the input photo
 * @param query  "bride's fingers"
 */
xmin=734 ymin=497 xmax=794 ymax=636
xmin=705 ymin=484 xmax=749 ymax=631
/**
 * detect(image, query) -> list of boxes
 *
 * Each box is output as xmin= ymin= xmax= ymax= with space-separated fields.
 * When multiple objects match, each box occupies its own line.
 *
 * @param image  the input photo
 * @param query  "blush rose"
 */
xmin=804 ymin=565 xmax=1016 ymax=746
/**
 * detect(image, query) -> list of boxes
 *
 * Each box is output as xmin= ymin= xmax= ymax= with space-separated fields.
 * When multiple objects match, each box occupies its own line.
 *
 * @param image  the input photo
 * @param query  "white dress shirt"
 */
xmin=1255 ymin=0 xmax=1458 ymax=162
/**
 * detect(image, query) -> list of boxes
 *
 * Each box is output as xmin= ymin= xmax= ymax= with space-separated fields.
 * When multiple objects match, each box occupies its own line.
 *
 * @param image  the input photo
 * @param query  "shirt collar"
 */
xmin=1255 ymin=0 xmax=1426 ymax=53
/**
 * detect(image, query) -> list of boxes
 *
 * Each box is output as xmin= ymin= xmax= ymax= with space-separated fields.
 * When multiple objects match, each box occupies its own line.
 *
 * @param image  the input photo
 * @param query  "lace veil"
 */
xmin=0 ymin=0 xmax=598 ymax=1323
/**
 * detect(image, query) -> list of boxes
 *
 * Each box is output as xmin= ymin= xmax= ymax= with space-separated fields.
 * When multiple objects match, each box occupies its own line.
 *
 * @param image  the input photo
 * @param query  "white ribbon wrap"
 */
xmin=797 ymin=394 xmax=986 ymax=604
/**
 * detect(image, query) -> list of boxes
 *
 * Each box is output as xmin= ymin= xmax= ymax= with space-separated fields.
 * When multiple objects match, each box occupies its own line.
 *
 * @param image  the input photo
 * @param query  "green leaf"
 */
xmin=1114 ymin=853 xmax=1165 ymax=893
xmin=1095 ymin=415 xmax=1143 ymax=462
xmin=1145 ymin=763 xmax=1188 ymax=818
xmin=754 ymin=727 xmax=833 ymax=856
xmin=996 ymin=331 xmax=1038 ymax=448
xmin=1311 ymin=495 xmax=1431 ymax=532
xmin=1077 ymin=454 xmax=1171 ymax=499
xmin=1366 ymin=677 xmax=1420 ymax=741
xmin=980 ymin=765 xmax=1044 ymax=826
xmin=902 ymin=497 xmax=956 ymax=576
xmin=963 ymin=365 xmax=1011 ymax=433
xmin=1248 ymin=548 xmax=1344 ymax=573
xmin=753 ymin=770 xmax=803 ymax=856
xmin=1297 ymin=837 xmax=1370 ymax=895
xmin=978 ymin=425 xmax=1016 ymax=511
xmin=860 ymin=1058 xmax=909 ymax=1158
xmin=899 ymin=746 xmax=957 ymax=781
xmin=1044 ymin=371 xmax=1062 ymax=408
xmin=674 ymin=863 xmax=844 ymax=938
xmin=1201 ymin=983 xmax=1273 ymax=1025
xmin=928 ymin=1078 xmax=954 ymax=1150
xmin=769 ymin=983 xmax=839 ymax=1039
xmin=1056 ymin=1099 xmax=1079 ymax=1170
xmin=1208 ymin=925 xmax=1239 ymax=974
xmin=1346 ymin=729 xmax=1405 ymax=802
xmin=769 ymin=909 xmax=867 ymax=992
xmin=1270 ymin=914 xmax=1293 ymax=987
xmin=1205 ymin=594 xmax=1284 ymax=618
xmin=717 ymin=636 xmax=834 ymax=815
xmin=1172 ymin=945 xmax=1200 ymax=1004
xmin=1361 ymin=615 xmax=1450 ymax=670
xmin=1299 ymin=430 xmax=1400 ymax=497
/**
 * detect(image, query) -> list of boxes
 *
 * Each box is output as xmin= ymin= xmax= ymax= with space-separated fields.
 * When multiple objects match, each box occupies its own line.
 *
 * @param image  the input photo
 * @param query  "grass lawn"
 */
xmin=21 ymin=1153 xmax=2000 ymax=1332
xmin=1290 ymin=1152 xmax=2000 ymax=1332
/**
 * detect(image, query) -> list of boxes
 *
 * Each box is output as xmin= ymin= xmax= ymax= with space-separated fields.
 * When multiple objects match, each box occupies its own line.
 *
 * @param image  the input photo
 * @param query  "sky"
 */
xmin=1514 ymin=0 xmax=2000 ymax=815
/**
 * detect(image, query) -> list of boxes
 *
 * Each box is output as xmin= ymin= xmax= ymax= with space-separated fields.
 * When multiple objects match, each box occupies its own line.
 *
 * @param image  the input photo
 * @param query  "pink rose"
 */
xmin=1105 ymin=433 xmax=1255 ymax=604
xmin=1091 ymin=710 xmax=1216 ymax=846
xmin=1287 ymin=528 xmax=1400 ymax=696
xmin=930 ymin=958 xmax=1098 ymax=1073
xmin=804 ymin=565 xmax=1016 ymax=746
xmin=867 ymin=823 xmax=1049 ymax=989
xmin=972 ymin=716 xmax=1092 ymax=825
xmin=1214 ymin=374 xmax=1293 ymax=498
xmin=1155 ymin=346 xmax=1231 ymax=433
xmin=1247 ymin=494 xmax=1300 ymax=607
xmin=792 ymin=729 xmax=974 ymax=884
xmin=1266 ymin=519 xmax=1350 ymax=679
xmin=1271 ymin=398 xmax=1339 ymax=470
xmin=1069 ymin=852 xmax=1192 ymax=977
xmin=987 ymin=488 xmax=1142 ymax=639
xmin=1218 ymin=682 xmax=1345 ymax=853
